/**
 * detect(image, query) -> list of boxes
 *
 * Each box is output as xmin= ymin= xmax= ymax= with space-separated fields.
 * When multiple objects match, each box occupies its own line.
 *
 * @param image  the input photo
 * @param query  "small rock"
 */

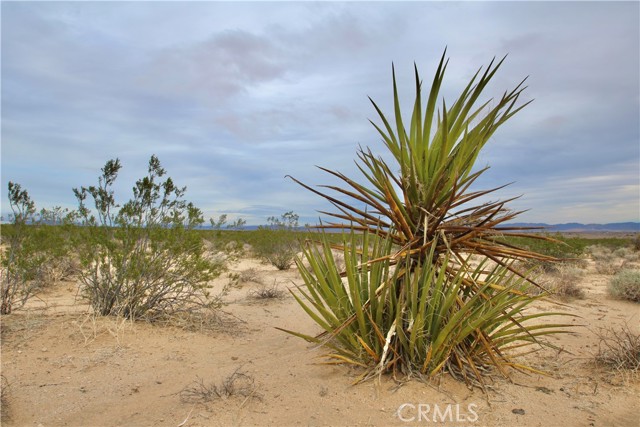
xmin=512 ymin=408 xmax=525 ymax=415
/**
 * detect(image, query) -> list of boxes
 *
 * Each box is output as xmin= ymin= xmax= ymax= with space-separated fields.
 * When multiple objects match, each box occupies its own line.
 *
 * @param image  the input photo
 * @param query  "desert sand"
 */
xmin=1 ymin=253 xmax=639 ymax=427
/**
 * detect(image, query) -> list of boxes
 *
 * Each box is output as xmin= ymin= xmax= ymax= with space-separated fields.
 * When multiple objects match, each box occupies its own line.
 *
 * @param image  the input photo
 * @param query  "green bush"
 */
xmin=1 ymin=184 xmax=75 ymax=314
xmin=73 ymin=155 xmax=225 ymax=321
xmin=608 ymin=269 xmax=640 ymax=302
xmin=252 ymin=211 xmax=301 ymax=270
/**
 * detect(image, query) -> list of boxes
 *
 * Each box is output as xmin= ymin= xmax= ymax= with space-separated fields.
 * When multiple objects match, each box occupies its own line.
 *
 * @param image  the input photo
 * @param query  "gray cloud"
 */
xmin=2 ymin=1 xmax=638 ymax=225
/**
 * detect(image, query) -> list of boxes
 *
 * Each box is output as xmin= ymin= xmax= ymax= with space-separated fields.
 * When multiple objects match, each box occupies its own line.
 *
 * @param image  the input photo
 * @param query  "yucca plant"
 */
xmin=282 ymin=51 xmax=574 ymax=389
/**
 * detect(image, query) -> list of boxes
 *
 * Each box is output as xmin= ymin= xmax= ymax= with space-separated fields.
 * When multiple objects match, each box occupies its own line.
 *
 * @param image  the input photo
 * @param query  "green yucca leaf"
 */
xmin=285 ymin=52 xmax=574 ymax=389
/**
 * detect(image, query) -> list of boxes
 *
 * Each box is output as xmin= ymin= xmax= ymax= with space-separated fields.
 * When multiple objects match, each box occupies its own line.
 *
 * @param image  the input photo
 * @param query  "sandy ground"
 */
xmin=1 ymin=255 xmax=639 ymax=427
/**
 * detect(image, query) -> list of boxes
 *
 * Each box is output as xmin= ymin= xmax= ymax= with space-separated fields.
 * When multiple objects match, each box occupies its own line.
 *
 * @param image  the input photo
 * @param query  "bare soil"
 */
xmin=1 ymin=256 xmax=639 ymax=426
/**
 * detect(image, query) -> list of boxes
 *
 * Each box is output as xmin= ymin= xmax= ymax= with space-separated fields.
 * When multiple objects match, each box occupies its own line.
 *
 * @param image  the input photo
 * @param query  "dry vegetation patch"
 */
xmin=179 ymin=369 xmax=261 ymax=404
xmin=247 ymin=281 xmax=287 ymax=300
xmin=593 ymin=323 xmax=640 ymax=380
xmin=545 ymin=264 xmax=587 ymax=300
xmin=608 ymin=269 xmax=640 ymax=303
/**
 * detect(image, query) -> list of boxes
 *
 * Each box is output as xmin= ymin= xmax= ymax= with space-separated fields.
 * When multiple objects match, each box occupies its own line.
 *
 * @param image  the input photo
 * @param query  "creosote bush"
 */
xmin=252 ymin=211 xmax=301 ymax=270
xmin=608 ymin=269 xmax=640 ymax=303
xmin=1 ymin=183 xmax=75 ymax=314
xmin=282 ymin=52 xmax=573 ymax=389
xmin=74 ymin=155 xmax=224 ymax=321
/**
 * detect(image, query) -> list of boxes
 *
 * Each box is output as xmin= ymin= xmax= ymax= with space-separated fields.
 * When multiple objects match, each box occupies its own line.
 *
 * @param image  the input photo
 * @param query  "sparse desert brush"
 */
xmin=614 ymin=247 xmax=640 ymax=263
xmin=180 ymin=369 xmax=260 ymax=403
xmin=594 ymin=323 xmax=640 ymax=379
xmin=547 ymin=265 xmax=586 ymax=299
xmin=252 ymin=212 xmax=301 ymax=270
xmin=248 ymin=281 xmax=286 ymax=300
xmin=228 ymin=268 xmax=260 ymax=289
xmin=282 ymin=52 xmax=573 ymax=389
xmin=1 ymin=183 xmax=76 ymax=314
xmin=595 ymin=262 xmax=623 ymax=276
xmin=608 ymin=269 xmax=640 ymax=303
xmin=589 ymin=246 xmax=624 ymax=275
xmin=73 ymin=156 xmax=225 ymax=321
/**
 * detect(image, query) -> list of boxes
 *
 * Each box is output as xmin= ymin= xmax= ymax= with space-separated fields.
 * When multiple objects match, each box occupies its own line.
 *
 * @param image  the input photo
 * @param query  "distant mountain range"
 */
xmin=231 ymin=222 xmax=640 ymax=232
xmin=504 ymin=222 xmax=640 ymax=232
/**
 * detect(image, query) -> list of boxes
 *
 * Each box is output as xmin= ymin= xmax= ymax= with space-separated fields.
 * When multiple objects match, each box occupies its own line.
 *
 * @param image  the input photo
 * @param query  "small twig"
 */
xmin=176 ymin=406 xmax=194 ymax=427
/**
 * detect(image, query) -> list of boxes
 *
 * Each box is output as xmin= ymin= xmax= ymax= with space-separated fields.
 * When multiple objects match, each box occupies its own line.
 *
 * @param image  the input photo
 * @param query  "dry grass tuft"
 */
xmin=227 ymin=268 xmax=261 ymax=289
xmin=74 ymin=312 xmax=133 ymax=346
xmin=594 ymin=323 xmax=640 ymax=379
xmin=180 ymin=369 xmax=260 ymax=403
xmin=161 ymin=309 xmax=246 ymax=335
xmin=248 ymin=281 xmax=286 ymax=300
xmin=547 ymin=265 xmax=586 ymax=299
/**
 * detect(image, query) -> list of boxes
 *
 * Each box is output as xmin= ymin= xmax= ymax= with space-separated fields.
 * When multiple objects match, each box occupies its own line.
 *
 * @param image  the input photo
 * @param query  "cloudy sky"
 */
xmin=2 ymin=1 xmax=638 ymax=226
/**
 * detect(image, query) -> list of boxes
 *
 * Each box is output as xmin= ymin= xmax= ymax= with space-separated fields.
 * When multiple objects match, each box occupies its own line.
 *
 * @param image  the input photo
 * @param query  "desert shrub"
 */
xmin=588 ymin=245 xmax=624 ymax=275
xmin=227 ymin=268 xmax=259 ymax=289
xmin=613 ymin=247 xmax=640 ymax=263
xmin=180 ymin=369 xmax=259 ymax=403
xmin=595 ymin=262 xmax=622 ymax=275
xmin=252 ymin=211 xmax=301 ymax=270
xmin=546 ymin=265 xmax=586 ymax=299
xmin=203 ymin=216 xmax=247 ymax=261
xmin=248 ymin=281 xmax=286 ymax=300
xmin=73 ymin=156 xmax=224 ymax=321
xmin=1 ymin=184 xmax=75 ymax=314
xmin=594 ymin=323 xmax=640 ymax=377
xmin=608 ymin=269 xmax=640 ymax=302
xmin=283 ymin=53 xmax=573 ymax=389
xmin=586 ymin=245 xmax=614 ymax=261
xmin=238 ymin=268 xmax=259 ymax=284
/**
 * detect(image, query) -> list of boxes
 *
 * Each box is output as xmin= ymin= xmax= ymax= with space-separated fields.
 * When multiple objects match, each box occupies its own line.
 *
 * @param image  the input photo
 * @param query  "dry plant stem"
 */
xmin=179 ymin=368 xmax=260 ymax=404
xmin=594 ymin=322 xmax=640 ymax=377
xmin=176 ymin=407 xmax=194 ymax=427
xmin=75 ymin=312 xmax=132 ymax=346
xmin=248 ymin=281 xmax=286 ymax=300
